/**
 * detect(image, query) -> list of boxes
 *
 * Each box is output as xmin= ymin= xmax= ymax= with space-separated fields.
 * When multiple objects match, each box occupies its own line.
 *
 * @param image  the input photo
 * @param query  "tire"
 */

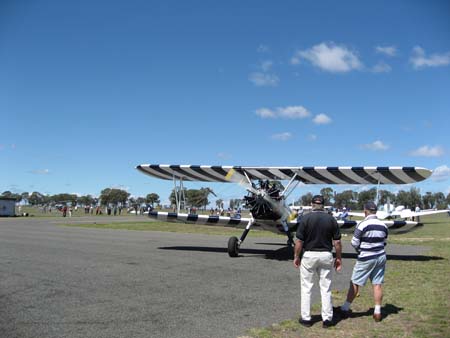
xmin=227 ymin=236 xmax=239 ymax=257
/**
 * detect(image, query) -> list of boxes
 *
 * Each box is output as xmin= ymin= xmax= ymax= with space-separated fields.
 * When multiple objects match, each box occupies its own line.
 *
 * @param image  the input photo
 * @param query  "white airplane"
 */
xmin=136 ymin=164 xmax=432 ymax=257
xmin=348 ymin=204 xmax=450 ymax=220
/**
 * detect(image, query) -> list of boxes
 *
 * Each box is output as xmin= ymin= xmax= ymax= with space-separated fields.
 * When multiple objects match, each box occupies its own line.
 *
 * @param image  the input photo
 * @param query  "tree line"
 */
xmin=0 ymin=189 xmax=161 ymax=207
xmin=2 ymin=186 xmax=449 ymax=210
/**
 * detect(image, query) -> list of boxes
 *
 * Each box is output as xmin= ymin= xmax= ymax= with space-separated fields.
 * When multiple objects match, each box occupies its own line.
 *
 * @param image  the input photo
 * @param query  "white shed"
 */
xmin=0 ymin=197 xmax=16 ymax=216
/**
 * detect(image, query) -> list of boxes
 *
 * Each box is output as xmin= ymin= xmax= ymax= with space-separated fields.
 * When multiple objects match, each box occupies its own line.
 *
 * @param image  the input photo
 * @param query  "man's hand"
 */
xmin=293 ymin=256 xmax=301 ymax=268
xmin=334 ymin=258 xmax=342 ymax=272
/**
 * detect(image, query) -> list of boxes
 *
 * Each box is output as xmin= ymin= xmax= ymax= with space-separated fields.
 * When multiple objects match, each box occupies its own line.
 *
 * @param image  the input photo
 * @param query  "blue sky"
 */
xmin=1 ymin=0 xmax=450 ymax=205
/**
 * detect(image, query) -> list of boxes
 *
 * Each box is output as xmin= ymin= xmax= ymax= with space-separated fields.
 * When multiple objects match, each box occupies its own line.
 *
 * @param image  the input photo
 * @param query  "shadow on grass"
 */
xmin=342 ymin=252 xmax=443 ymax=261
xmin=333 ymin=303 xmax=403 ymax=325
xmin=158 ymin=246 xmax=443 ymax=261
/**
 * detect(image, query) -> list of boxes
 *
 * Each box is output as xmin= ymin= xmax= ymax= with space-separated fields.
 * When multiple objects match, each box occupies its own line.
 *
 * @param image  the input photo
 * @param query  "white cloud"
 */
xmin=278 ymin=106 xmax=311 ymax=119
xmin=248 ymin=72 xmax=279 ymax=87
xmin=217 ymin=152 xmax=231 ymax=160
xmin=308 ymin=134 xmax=317 ymax=141
xmin=312 ymin=113 xmax=332 ymax=125
xmin=255 ymin=105 xmax=311 ymax=119
xmin=372 ymin=61 xmax=392 ymax=73
xmin=249 ymin=60 xmax=279 ymax=87
xmin=271 ymin=132 xmax=292 ymax=141
xmin=111 ymin=184 xmax=130 ymax=191
xmin=260 ymin=60 xmax=273 ymax=72
xmin=361 ymin=140 xmax=389 ymax=151
xmin=431 ymin=165 xmax=450 ymax=182
xmin=255 ymin=108 xmax=276 ymax=118
xmin=291 ymin=42 xmax=363 ymax=73
xmin=409 ymin=145 xmax=444 ymax=157
xmin=29 ymin=169 xmax=50 ymax=175
xmin=410 ymin=46 xmax=450 ymax=69
xmin=257 ymin=44 xmax=269 ymax=53
xmin=375 ymin=45 xmax=397 ymax=57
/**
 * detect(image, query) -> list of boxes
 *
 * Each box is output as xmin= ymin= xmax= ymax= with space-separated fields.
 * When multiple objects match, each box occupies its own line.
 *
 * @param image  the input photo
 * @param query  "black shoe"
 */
xmin=298 ymin=318 xmax=313 ymax=327
xmin=322 ymin=320 xmax=334 ymax=328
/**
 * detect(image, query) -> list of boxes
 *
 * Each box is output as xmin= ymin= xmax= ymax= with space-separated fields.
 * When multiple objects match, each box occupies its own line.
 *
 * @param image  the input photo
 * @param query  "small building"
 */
xmin=0 ymin=197 xmax=16 ymax=217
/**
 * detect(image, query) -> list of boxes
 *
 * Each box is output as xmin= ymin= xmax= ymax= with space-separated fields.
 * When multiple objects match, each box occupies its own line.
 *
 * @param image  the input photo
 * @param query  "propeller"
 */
xmin=225 ymin=168 xmax=289 ymax=220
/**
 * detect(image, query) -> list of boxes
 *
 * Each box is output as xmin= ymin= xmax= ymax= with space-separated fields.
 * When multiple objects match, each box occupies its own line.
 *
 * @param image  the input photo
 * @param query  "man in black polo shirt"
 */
xmin=293 ymin=195 xmax=342 ymax=328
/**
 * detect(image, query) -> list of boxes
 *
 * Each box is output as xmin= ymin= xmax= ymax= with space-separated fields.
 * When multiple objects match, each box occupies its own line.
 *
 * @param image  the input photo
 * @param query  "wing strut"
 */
xmin=173 ymin=176 xmax=186 ymax=213
xmin=281 ymin=173 xmax=299 ymax=199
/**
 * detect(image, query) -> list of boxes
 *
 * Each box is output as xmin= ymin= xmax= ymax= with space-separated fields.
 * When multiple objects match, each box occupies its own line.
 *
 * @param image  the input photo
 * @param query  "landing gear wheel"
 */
xmin=287 ymin=238 xmax=294 ymax=247
xmin=228 ymin=236 xmax=240 ymax=257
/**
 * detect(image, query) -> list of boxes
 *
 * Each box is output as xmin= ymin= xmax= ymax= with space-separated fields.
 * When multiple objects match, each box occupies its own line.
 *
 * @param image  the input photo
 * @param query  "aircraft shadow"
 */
xmin=158 ymin=246 xmax=442 ymax=262
xmin=158 ymin=246 xmax=294 ymax=261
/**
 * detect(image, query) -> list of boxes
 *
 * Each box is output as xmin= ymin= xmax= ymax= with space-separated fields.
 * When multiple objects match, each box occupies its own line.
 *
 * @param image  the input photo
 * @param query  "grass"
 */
xmin=243 ymin=213 xmax=450 ymax=338
xmin=60 ymin=220 xmax=280 ymax=238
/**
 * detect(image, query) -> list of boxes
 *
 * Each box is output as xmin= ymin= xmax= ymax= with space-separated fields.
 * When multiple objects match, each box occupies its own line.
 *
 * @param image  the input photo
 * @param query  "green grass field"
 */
xmin=245 ymin=214 xmax=450 ymax=338
xmin=50 ymin=209 xmax=450 ymax=337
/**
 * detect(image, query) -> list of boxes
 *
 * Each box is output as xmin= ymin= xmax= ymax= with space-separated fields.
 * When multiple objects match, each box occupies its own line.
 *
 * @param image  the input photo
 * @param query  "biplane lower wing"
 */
xmin=148 ymin=211 xmax=421 ymax=234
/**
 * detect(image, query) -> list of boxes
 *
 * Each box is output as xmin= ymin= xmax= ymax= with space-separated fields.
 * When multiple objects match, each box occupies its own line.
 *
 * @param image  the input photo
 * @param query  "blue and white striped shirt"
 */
xmin=352 ymin=214 xmax=388 ymax=261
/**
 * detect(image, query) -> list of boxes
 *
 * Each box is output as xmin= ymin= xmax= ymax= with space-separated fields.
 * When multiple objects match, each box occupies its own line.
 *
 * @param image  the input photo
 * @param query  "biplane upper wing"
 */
xmin=136 ymin=165 xmax=432 ymax=184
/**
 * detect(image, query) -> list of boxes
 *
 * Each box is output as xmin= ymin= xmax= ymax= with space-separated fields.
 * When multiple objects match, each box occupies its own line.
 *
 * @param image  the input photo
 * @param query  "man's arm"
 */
xmin=293 ymin=240 xmax=303 ymax=268
xmin=351 ymin=226 xmax=363 ymax=252
xmin=333 ymin=239 xmax=342 ymax=272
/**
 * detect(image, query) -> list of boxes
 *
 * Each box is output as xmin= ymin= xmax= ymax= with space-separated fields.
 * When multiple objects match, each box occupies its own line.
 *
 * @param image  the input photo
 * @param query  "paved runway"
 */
xmin=0 ymin=216 xmax=426 ymax=338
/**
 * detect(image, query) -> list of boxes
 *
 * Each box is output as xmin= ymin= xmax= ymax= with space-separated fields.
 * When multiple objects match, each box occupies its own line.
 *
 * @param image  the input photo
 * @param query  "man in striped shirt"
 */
xmin=340 ymin=201 xmax=388 ymax=322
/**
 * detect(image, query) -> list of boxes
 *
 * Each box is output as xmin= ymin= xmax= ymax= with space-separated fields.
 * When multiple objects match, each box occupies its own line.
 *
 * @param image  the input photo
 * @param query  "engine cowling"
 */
xmin=243 ymin=180 xmax=284 ymax=220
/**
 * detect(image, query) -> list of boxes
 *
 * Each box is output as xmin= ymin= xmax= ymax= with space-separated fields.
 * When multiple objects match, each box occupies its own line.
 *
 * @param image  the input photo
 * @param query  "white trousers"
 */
xmin=300 ymin=251 xmax=334 ymax=321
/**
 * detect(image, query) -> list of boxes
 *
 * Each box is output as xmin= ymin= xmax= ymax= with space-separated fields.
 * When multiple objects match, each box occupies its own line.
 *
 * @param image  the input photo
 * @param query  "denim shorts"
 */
xmin=351 ymin=254 xmax=386 ymax=286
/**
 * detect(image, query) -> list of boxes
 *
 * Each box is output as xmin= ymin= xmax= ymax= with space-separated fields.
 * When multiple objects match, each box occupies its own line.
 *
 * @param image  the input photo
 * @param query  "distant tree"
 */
xmin=229 ymin=198 xmax=242 ymax=210
xmin=78 ymin=195 xmax=95 ymax=206
xmin=50 ymin=193 xmax=78 ymax=205
xmin=396 ymin=188 xmax=422 ymax=208
xmin=21 ymin=192 xmax=30 ymax=203
xmin=299 ymin=192 xmax=313 ymax=206
xmin=1 ymin=191 xmax=22 ymax=202
xmin=433 ymin=192 xmax=447 ymax=209
xmin=99 ymin=188 xmax=130 ymax=206
xmin=446 ymin=193 xmax=450 ymax=207
xmin=422 ymin=192 xmax=435 ymax=209
xmin=334 ymin=190 xmax=357 ymax=209
xmin=186 ymin=188 xmax=211 ymax=209
xmin=1 ymin=191 xmax=12 ymax=197
xmin=378 ymin=190 xmax=396 ymax=206
xmin=136 ymin=197 xmax=146 ymax=205
xmin=320 ymin=187 xmax=334 ymax=205
xmin=357 ymin=188 xmax=377 ymax=210
xmin=146 ymin=193 xmax=160 ymax=207
xmin=216 ymin=199 xmax=223 ymax=209
xmin=28 ymin=191 xmax=46 ymax=205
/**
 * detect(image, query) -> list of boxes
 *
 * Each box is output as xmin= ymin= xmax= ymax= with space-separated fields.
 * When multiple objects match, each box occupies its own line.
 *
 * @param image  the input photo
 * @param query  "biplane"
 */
xmin=136 ymin=164 xmax=432 ymax=257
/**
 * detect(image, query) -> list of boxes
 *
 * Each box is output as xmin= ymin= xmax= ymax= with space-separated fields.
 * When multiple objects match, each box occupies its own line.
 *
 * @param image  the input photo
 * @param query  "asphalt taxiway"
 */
xmin=0 ymin=216 xmax=426 ymax=338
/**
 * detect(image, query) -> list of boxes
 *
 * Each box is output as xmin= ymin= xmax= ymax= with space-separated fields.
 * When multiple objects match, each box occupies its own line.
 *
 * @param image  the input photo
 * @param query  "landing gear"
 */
xmin=228 ymin=236 xmax=239 ymax=257
xmin=227 ymin=219 xmax=254 ymax=257
xmin=287 ymin=234 xmax=294 ymax=247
